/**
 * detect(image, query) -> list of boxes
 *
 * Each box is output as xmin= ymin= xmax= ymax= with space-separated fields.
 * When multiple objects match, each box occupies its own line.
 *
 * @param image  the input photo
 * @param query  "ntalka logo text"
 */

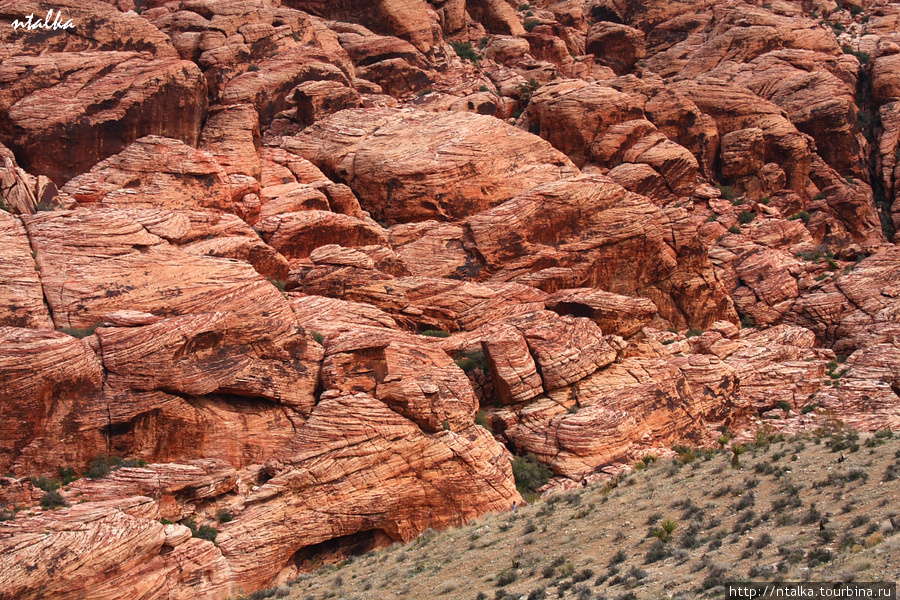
xmin=13 ymin=10 xmax=74 ymax=31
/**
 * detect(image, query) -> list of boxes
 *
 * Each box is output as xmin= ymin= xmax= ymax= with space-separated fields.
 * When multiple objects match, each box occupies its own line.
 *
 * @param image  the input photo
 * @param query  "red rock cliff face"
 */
xmin=1 ymin=0 xmax=900 ymax=597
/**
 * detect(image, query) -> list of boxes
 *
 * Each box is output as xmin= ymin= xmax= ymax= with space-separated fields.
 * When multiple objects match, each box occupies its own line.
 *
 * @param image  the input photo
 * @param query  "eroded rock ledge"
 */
xmin=2 ymin=0 xmax=900 ymax=597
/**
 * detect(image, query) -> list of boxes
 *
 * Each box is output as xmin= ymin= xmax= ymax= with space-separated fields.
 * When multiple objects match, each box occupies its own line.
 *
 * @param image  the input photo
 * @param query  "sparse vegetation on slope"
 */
xmin=273 ymin=433 xmax=900 ymax=600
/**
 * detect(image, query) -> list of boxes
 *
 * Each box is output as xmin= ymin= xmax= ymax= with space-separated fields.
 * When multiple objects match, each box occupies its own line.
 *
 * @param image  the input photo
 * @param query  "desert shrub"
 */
xmin=30 ymin=476 xmax=60 ymax=492
xmin=728 ymin=225 xmax=742 ymax=234
xmin=450 ymin=41 xmax=481 ymax=63
xmin=738 ymin=210 xmax=756 ymax=224
xmin=644 ymin=540 xmax=671 ymax=563
xmin=182 ymin=518 xmax=218 ymax=543
xmin=735 ymin=494 xmax=756 ymax=512
xmin=608 ymin=549 xmax=627 ymax=566
xmin=475 ymin=410 xmax=493 ymax=432
xmin=266 ymin=277 xmax=286 ymax=292
xmin=420 ymin=330 xmax=451 ymax=338
xmin=40 ymin=490 xmax=67 ymax=509
xmin=807 ymin=547 xmax=832 ymax=567
xmin=789 ymin=211 xmax=811 ymax=223
xmin=454 ymin=349 xmax=487 ymax=372
xmin=752 ymin=532 xmax=773 ymax=549
xmin=85 ymin=455 xmax=147 ymax=479
xmin=527 ymin=587 xmax=547 ymax=600
xmin=571 ymin=569 xmax=594 ymax=583
xmin=700 ymin=563 xmax=728 ymax=590
xmin=715 ymin=184 xmax=735 ymax=200
xmin=818 ymin=528 xmax=837 ymax=543
xmin=511 ymin=454 xmax=552 ymax=495
xmin=523 ymin=18 xmax=540 ymax=31
xmin=216 ymin=508 xmax=234 ymax=523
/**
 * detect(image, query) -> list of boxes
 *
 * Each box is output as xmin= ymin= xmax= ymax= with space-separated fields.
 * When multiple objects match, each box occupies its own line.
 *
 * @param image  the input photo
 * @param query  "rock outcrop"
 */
xmin=2 ymin=0 xmax=900 ymax=597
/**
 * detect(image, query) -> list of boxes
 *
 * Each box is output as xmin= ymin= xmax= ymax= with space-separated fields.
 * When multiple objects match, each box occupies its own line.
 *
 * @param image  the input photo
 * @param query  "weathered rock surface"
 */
xmin=464 ymin=175 xmax=734 ymax=329
xmin=4 ymin=0 xmax=900 ymax=598
xmin=0 ymin=0 xmax=207 ymax=183
xmin=61 ymin=137 xmax=233 ymax=213
xmin=0 ymin=212 xmax=52 ymax=329
xmin=282 ymin=108 xmax=578 ymax=223
xmin=25 ymin=209 xmax=294 ymax=329
xmin=0 ymin=327 xmax=105 ymax=476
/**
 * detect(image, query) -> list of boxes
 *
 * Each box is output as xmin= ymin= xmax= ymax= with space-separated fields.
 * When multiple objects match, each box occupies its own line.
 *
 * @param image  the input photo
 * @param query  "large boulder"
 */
xmin=282 ymin=108 xmax=578 ymax=223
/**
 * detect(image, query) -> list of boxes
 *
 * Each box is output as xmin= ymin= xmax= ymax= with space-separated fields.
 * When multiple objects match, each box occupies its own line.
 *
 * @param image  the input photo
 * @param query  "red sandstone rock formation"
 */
xmin=2 ymin=0 xmax=900 ymax=597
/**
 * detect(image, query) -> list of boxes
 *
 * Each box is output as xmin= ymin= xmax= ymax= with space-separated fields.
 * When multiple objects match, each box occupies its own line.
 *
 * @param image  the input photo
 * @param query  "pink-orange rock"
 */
xmin=484 ymin=36 xmax=532 ymax=64
xmin=585 ymin=22 xmax=646 ymax=75
xmin=606 ymin=162 xmax=674 ymax=203
xmin=289 ymin=265 xmax=548 ymax=332
xmin=504 ymin=353 xmax=746 ymax=477
xmin=518 ymin=79 xmax=645 ymax=168
xmin=293 ymin=80 xmax=362 ymax=126
xmin=219 ymin=392 xmax=519 ymax=589
xmin=284 ymin=0 xmax=435 ymax=53
xmin=199 ymin=104 xmax=262 ymax=179
xmin=219 ymin=44 xmax=352 ymax=123
xmin=464 ymin=175 xmax=735 ymax=329
xmin=99 ymin=311 xmax=322 ymax=415
xmin=467 ymin=0 xmax=526 ymax=35
xmin=507 ymin=310 xmax=618 ymax=391
xmin=288 ymin=293 xmax=400 ymax=336
xmin=872 ymin=53 xmax=900 ymax=105
xmin=721 ymin=128 xmax=766 ymax=179
xmin=0 ymin=212 xmax=52 ymax=329
xmin=62 ymin=460 xmax=238 ymax=520
xmin=61 ymin=137 xmax=233 ymax=213
xmin=321 ymin=327 xmax=476 ymax=431
xmin=0 ymin=143 xmax=37 ymax=214
xmin=256 ymin=211 xmax=389 ymax=260
xmin=545 ymin=288 xmax=658 ymax=338
xmin=282 ymin=108 xmax=578 ymax=223
xmin=0 ymin=49 xmax=206 ymax=184
xmin=24 ymin=209 xmax=295 ymax=329
xmin=182 ymin=234 xmax=290 ymax=282
xmin=482 ymin=324 xmax=545 ymax=404
xmin=0 ymin=327 xmax=105 ymax=476
xmin=673 ymin=77 xmax=815 ymax=196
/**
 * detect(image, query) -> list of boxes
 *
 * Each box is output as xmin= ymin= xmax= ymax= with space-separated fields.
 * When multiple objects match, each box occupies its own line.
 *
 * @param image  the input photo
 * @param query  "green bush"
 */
xmin=216 ymin=508 xmax=234 ymax=523
xmin=58 ymin=467 xmax=79 ymax=485
xmin=716 ymin=184 xmax=735 ymax=201
xmin=728 ymin=225 xmax=742 ymax=234
xmin=266 ymin=277 xmax=286 ymax=292
xmin=738 ymin=210 xmax=756 ymax=224
xmin=30 ymin=476 xmax=59 ymax=492
xmin=644 ymin=540 xmax=671 ymax=563
xmin=523 ymin=18 xmax=540 ymax=32
xmin=789 ymin=211 xmax=810 ymax=223
xmin=420 ymin=330 xmax=451 ymax=338
xmin=449 ymin=41 xmax=481 ymax=63
xmin=453 ymin=349 xmax=487 ymax=372
xmin=651 ymin=519 xmax=678 ymax=542
xmin=40 ymin=490 xmax=67 ymax=509
xmin=85 ymin=455 xmax=147 ymax=480
xmin=511 ymin=454 xmax=552 ymax=495
xmin=475 ymin=410 xmax=493 ymax=432
xmin=182 ymin=518 xmax=219 ymax=543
